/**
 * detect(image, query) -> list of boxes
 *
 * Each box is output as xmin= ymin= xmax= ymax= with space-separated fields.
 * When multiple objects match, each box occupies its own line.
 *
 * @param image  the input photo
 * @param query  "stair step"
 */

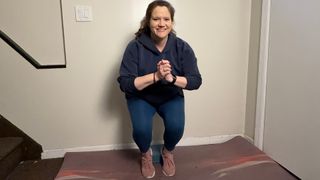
xmin=0 ymin=137 xmax=24 ymax=179
xmin=0 ymin=137 xmax=23 ymax=159
xmin=7 ymin=158 xmax=63 ymax=180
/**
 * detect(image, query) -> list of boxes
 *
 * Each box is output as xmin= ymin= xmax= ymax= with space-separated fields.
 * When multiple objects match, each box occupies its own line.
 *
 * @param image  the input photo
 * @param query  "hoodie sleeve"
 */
xmin=180 ymin=42 xmax=202 ymax=90
xmin=117 ymin=41 xmax=139 ymax=94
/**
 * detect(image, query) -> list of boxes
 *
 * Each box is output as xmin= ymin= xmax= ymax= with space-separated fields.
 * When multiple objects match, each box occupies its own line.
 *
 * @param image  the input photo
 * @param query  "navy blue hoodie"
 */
xmin=118 ymin=32 xmax=202 ymax=106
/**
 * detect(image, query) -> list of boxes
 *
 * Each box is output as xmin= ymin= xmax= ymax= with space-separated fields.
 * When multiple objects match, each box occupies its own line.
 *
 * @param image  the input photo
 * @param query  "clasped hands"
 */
xmin=156 ymin=59 xmax=174 ymax=82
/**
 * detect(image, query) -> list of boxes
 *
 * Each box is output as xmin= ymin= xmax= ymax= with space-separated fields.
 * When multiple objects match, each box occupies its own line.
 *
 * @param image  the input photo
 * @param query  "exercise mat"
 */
xmin=55 ymin=136 xmax=299 ymax=180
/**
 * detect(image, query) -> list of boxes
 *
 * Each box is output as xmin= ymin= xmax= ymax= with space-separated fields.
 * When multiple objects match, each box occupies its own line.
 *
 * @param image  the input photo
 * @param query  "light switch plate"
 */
xmin=75 ymin=5 xmax=93 ymax=22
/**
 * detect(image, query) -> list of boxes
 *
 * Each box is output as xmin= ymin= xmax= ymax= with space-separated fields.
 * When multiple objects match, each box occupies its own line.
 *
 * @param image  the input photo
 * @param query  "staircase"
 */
xmin=0 ymin=137 xmax=23 ymax=178
xmin=0 ymin=114 xmax=63 ymax=180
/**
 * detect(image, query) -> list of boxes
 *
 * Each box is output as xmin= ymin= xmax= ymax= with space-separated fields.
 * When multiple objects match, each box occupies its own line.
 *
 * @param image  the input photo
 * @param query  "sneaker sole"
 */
xmin=162 ymin=170 xmax=175 ymax=177
xmin=145 ymin=171 xmax=155 ymax=179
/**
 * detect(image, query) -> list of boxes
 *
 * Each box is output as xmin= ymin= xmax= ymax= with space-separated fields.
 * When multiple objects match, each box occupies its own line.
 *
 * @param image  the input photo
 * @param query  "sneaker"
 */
xmin=141 ymin=149 xmax=155 ymax=178
xmin=161 ymin=147 xmax=175 ymax=176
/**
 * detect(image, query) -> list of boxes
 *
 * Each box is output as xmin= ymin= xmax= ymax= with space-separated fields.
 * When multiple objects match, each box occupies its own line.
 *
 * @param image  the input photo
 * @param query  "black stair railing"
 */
xmin=0 ymin=30 xmax=66 ymax=69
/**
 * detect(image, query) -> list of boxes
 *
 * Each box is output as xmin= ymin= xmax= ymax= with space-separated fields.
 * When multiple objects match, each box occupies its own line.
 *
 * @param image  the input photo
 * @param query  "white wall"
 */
xmin=0 ymin=0 xmax=252 ymax=157
xmin=0 ymin=0 xmax=65 ymax=65
xmin=262 ymin=0 xmax=320 ymax=179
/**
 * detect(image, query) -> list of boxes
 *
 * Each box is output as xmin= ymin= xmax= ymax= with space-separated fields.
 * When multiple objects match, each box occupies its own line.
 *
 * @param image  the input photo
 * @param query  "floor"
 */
xmin=7 ymin=158 xmax=63 ymax=180
xmin=54 ymin=136 xmax=300 ymax=180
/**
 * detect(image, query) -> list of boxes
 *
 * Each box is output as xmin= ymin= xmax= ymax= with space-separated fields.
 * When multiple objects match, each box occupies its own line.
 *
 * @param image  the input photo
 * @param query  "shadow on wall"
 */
xmin=101 ymin=57 xmax=131 ymax=144
xmin=101 ymin=40 xmax=164 ymax=146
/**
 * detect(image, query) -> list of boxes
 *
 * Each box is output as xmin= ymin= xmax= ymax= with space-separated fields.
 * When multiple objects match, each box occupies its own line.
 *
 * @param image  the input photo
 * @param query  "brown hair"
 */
xmin=135 ymin=0 xmax=176 ymax=38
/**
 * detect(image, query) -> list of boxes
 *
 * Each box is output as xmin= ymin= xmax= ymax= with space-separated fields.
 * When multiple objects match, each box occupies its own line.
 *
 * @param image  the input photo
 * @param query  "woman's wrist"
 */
xmin=164 ymin=74 xmax=176 ymax=84
xmin=170 ymin=74 xmax=177 ymax=84
xmin=153 ymin=71 xmax=161 ymax=83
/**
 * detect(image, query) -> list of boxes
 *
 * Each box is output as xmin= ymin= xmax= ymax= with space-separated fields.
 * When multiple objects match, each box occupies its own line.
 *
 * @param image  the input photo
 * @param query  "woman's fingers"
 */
xmin=157 ymin=60 xmax=172 ymax=79
xmin=158 ymin=60 xmax=170 ymax=65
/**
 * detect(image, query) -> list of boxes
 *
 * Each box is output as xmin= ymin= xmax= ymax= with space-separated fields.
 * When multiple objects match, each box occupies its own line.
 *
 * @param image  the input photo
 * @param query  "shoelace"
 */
xmin=162 ymin=153 xmax=174 ymax=167
xmin=142 ymin=156 xmax=153 ymax=169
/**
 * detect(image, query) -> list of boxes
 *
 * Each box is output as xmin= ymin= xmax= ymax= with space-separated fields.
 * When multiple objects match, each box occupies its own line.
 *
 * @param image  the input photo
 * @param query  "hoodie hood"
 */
xmin=137 ymin=32 xmax=176 ymax=54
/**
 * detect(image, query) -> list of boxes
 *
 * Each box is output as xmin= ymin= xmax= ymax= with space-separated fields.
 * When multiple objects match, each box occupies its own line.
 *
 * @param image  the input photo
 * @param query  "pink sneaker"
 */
xmin=141 ymin=149 xmax=155 ymax=178
xmin=161 ymin=147 xmax=175 ymax=176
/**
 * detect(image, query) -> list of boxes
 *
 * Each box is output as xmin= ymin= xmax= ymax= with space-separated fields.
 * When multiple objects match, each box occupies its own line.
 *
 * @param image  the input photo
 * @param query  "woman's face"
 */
xmin=149 ymin=6 xmax=173 ymax=41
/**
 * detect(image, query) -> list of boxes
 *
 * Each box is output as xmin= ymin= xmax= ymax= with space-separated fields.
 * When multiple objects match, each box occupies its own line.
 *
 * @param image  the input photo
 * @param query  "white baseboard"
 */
xmin=42 ymin=134 xmax=242 ymax=159
xmin=243 ymin=134 xmax=254 ymax=144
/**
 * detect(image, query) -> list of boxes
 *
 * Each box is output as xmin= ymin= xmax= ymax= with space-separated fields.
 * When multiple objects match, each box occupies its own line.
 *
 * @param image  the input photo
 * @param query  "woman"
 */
xmin=118 ymin=0 xmax=202 ymax=178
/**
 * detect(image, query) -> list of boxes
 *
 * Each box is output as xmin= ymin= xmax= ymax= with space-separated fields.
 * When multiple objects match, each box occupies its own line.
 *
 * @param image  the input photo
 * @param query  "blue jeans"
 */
xmin=127 ymin=95 xmax=185 ymax=153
